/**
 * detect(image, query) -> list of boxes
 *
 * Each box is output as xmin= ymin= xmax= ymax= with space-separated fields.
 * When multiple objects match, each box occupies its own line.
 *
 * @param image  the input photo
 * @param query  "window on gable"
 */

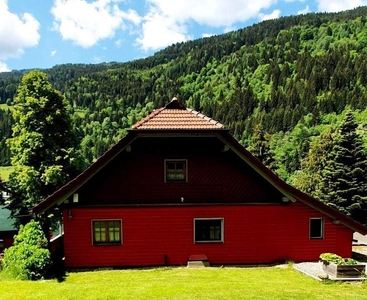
xmin=194 ymin=218 xmax=224 ymax=243
xmin=92 ymin=220 xmax=122 ymax=245
xmin=309 ymin=218 xmax=324 ymax=239
xmin=165 ymin=159 xmax=187 ymax=182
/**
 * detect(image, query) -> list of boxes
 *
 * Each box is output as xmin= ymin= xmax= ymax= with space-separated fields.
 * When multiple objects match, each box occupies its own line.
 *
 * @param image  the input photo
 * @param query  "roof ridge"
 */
xmin=186 ymin=108 xmax=225 ymax=128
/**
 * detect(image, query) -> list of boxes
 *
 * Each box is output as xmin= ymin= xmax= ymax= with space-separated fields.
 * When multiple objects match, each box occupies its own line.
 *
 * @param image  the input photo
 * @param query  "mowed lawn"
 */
xmin=1 ymin=266 xmax=366 ymax=300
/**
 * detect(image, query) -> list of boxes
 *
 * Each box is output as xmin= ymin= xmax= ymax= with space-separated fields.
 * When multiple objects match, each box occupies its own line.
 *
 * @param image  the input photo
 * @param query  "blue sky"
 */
xmin=1 ymin=0 xmax=366 ymax=73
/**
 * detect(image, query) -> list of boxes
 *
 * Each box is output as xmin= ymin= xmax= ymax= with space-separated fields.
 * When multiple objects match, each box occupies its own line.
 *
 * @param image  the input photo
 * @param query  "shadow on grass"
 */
xmin=52 ymin=258 xmax=68 ymax=283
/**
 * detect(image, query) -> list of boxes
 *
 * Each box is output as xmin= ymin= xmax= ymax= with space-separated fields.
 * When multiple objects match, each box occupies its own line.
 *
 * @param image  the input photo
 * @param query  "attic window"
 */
xmin=165 ymin=159 xmax=187 ymax=182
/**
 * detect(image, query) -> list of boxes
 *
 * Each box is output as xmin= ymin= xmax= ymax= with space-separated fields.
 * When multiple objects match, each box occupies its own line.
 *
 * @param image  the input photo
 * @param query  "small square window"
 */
xmin=309 ymin=218 xmax=324 ymax=239
xmin=165 ymin=159 xmax=187 ymax=182
xmin=92 ymin=220 xmax=122 ymax=245
xmin=194 ymin=218 xmax=223 ymax=243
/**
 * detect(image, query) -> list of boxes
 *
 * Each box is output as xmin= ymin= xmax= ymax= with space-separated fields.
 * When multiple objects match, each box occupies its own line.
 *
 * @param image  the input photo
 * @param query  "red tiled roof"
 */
xmin=132 ymin=98 xmax=225 ymax=130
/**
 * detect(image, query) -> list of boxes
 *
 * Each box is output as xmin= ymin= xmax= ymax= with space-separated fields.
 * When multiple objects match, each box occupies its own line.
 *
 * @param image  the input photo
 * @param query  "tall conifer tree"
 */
xmin=318 ymin=112 xmax=367 ymax=224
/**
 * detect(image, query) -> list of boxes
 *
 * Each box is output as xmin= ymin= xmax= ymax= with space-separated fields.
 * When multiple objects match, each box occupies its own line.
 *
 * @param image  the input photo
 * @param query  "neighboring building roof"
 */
xmin=0 ymin=205 xmax=16 ymax=232
xmin=132 ymin=98 xmax=225 ymax=130
xmin=32 ymin=99 xmax=367 ymax=235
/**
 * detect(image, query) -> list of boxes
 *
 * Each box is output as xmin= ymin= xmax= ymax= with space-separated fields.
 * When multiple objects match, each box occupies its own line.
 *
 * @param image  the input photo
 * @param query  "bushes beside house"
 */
xmin=2 ymin=220 xmax=53 ymax=280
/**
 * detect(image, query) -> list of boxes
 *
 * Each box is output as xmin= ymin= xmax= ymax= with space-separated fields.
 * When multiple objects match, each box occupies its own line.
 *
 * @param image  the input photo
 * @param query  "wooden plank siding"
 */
xmin=60 ymin=137 xmax=354 ymax=268
xmin=1 ymin=235 xmax=15 ymax=250
xmin=75 ymin=140 xmax=283 ymax=206
xmin=62 ymin=202 xmax=353 ymax=268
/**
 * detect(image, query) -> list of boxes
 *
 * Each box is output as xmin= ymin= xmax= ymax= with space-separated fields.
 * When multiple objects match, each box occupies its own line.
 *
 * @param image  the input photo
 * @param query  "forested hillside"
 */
xmin=2 ymin=6 xmax=367 ymax=186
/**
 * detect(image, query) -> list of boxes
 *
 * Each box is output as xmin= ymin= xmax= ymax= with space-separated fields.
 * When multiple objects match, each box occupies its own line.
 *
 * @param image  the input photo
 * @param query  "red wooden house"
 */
xmin=32 ymin=98 xmax=367 ymax=268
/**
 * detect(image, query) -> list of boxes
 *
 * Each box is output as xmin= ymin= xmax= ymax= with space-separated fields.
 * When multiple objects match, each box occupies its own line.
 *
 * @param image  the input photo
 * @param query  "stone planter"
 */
xmin=322 ymin=262 xmax=366 ymax=278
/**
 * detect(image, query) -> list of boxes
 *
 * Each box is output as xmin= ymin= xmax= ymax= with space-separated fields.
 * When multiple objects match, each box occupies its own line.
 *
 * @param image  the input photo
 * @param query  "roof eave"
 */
xmin=129 ymin=128 xmax=230 ymax=133
xmin=218 ymin=131 xmax=367 ymax=235
xmin=32 ymin=131 xmax=137 ymax=214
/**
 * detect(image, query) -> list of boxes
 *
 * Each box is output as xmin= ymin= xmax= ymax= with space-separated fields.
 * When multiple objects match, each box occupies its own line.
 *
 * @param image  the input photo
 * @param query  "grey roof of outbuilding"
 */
xmin=0 ymin=205 xmax=16 ymax=232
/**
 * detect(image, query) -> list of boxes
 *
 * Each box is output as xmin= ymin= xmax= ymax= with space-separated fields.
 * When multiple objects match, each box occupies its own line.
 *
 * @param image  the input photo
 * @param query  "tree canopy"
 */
xmin=5 ymin=71 xmax=85 ymax=227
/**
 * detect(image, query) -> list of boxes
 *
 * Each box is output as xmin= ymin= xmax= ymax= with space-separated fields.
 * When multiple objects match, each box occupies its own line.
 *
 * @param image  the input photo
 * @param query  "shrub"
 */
xmin=2 ymin=220 xmax=53 ymax=280
xmin=319 ymin=253 xmax=358 ymax=265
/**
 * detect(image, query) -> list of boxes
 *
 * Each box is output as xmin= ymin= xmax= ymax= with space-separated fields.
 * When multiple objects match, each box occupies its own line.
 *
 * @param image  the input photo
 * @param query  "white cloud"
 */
xmin=51 ymin=0 xmax=141 ymax=48
xmin=0 ymin=0 xmax=40 ymax=60
xmin=297 ymin=5 xmax=310 ymax=15
xmin=202 ymin=33 xmax=215 ymax=38
xmin=120 ymin=9 xmax=141 ymax=27
xmin=93 ymin=56 xmax=103 ymax=63
xmin=317 ymin=0 xmax=367 ymax=12
xmin=137 ymin=0 xmax=277 ymax=51
xmin=147 ymin=0 xmax=277 ymax=27
xmin=115 ymin=39 xmax=123 ymax=47
xmin=258 ymin=9 xmax=281 ymax=21
xmin=0 ymin=61 xmax=10 ymax=73
xmin=224 ymin=26 xmax=235 ymax=33
xmin=136 ymin=12 xmax=191 ymax=51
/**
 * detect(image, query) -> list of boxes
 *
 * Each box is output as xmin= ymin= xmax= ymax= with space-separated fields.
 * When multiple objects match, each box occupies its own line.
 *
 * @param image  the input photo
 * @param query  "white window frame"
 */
xmin=91 ymin=219 xmax=123 ymax=245
xmin=194 ymin=218 xmax=224 ymax=243
xmin=164 ymin=159 xmax=188 ymax=182
xmin=309 ymin=218 xmax=324 ymax=239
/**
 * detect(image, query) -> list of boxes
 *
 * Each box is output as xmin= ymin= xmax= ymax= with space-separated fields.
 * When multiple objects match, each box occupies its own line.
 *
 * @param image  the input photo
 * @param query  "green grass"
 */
xmin=0 ymin=166 xmax=13 ymax=181
xmin=0 ymin=266 xmax=366 ymax=300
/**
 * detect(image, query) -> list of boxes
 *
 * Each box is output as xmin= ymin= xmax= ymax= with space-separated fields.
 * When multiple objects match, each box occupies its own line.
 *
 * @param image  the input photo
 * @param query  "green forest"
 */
xmin=2 ymin=6 xmax=367 ymax=190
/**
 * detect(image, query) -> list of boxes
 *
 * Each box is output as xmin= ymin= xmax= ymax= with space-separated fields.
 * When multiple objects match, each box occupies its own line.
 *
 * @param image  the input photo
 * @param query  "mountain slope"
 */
xmin=1 ymin=6 xmax=367 ymax=183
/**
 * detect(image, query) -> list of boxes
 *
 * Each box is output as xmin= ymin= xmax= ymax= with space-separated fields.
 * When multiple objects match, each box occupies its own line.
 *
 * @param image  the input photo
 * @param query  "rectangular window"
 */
xmin=92 ymin=220 xmax=122 ymax=245
xmin=309 ymin=218 xmax=324 ymax=239
xmin=194 ymin=218 xmax=223 ymax=243
xmin=165 ymin=159 xmax=187 ymax=182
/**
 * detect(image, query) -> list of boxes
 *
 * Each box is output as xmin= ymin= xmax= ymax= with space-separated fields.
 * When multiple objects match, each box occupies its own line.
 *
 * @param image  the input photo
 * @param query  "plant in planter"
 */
xmin=319 ymin=253 xmax=365 ymax=278
xmin=319 ymin=253 xmax=357 ymax=265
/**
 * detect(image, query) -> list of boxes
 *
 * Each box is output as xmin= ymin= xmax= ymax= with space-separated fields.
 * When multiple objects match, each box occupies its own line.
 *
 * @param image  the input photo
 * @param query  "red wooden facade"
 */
xmin=0 ymin=235 xmax=15 ymax=252
xmin=33 ymin=99 xmax=367 ymax=268
xmin=62 ymin=204 xmax=352 ymax=268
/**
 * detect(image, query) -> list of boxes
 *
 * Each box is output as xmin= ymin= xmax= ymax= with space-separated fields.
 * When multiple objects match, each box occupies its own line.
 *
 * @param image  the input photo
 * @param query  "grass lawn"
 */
xmin=0 ymin=166 xmax=13 ymax=181
xmin=0 ymin=266 xmax=366 ymax=300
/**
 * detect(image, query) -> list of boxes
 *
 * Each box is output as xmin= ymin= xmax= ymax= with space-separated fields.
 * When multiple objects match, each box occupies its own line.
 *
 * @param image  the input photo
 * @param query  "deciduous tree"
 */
xmin=6 ymin=71 xmax=85 ymax=229
xmin=293 ymin=129 xmax=334 ymax=196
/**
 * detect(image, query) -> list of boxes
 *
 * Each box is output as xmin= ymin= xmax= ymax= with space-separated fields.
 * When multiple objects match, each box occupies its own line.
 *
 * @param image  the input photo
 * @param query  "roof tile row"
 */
xmin=132 ymin=107 xmax=225 ymax=130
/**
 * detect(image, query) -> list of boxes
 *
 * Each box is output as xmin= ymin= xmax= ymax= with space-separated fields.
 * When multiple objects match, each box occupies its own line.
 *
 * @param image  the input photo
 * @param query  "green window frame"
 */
xmin=92 ymin=220 xmax=122 ymax=245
